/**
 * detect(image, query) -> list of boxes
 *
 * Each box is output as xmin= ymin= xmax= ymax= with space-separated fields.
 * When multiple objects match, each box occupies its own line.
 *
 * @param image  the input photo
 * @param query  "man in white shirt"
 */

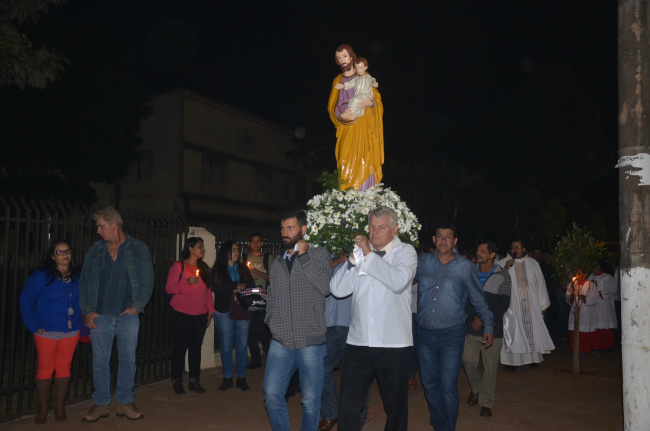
xmin=330 ymin=207 xmax=417 ymax=431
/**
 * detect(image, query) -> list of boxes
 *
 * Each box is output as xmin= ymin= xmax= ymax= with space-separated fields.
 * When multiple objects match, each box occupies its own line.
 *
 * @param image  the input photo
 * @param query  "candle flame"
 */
xmin=195 ymin=269 xmax=199 ymax=276
xmin=247 ymin=261 xmax=251 ymax=267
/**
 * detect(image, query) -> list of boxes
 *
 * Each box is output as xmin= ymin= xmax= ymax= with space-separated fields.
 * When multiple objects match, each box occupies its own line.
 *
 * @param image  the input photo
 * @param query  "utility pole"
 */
xmin=617 ymin=1 xmax=650 ymax=430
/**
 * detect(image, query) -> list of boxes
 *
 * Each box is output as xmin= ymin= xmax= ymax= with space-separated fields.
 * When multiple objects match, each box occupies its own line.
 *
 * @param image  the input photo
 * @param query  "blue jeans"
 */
xmin=90 ymin=313 xmax=140 ymax=405
xmin=417 ymin=324 xmax=465 ymax=431
xmin=264 ymin=340 xmax=326 ymax=431
xmin=321 ymin=326 xmax=349 ymax=420
xmin=214 ymin=311 xmax=250 ymax=378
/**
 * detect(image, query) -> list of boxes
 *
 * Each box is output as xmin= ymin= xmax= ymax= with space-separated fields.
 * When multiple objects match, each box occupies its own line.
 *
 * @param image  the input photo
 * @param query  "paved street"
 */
xmin=0 ymin=339 xmax=623 ymax=431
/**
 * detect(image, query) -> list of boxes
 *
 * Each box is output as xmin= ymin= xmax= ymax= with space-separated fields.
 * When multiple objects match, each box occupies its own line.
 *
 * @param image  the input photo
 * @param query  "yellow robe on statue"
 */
xmin=328 ymin=74 xmax=384 ymax=191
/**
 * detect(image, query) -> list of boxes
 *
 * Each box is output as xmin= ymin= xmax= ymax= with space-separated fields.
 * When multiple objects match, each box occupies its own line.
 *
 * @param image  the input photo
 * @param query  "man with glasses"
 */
xmin=498 ymin=239 xmax=555 ymax=371
xmin=79 ymin=207 xmax=154 ymax=422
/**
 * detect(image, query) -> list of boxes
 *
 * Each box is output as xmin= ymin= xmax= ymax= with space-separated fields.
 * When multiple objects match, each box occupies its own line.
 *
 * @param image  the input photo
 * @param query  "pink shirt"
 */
xmin=165 ymin=261 xmax=215 ymax=316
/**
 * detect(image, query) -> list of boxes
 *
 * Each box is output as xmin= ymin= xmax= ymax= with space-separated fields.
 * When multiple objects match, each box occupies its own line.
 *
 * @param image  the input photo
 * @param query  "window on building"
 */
xmin=238 ymin=128 xmax=255 ymax=153
xmin=202 ymin=156 xmax=226 ymax=184
xmin=256 ymin=170 xmax=273 ymax=193
xmin=124 ymin=150 xmax=153 ymax=180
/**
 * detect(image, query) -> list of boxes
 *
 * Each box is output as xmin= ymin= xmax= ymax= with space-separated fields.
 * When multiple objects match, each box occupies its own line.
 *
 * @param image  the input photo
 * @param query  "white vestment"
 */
xmin=588 ymin=272 xmax=618 ymax=329
xmin=498 ymin=255 xmax=555 ymax=365
xmin=566 ymin=280 xmax=598 ymax=331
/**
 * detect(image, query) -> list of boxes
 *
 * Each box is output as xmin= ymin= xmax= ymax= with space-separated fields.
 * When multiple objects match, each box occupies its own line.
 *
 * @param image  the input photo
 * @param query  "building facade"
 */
xmin=94 ymin=88 xmax=317 ymax=225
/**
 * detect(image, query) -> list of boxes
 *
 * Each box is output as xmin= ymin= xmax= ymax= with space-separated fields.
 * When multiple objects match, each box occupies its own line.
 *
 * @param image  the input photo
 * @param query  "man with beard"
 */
xmin=328 ymin=44 xmax=384 ymax=191
xmin=263 ymin=208 xmax=332 ymax=431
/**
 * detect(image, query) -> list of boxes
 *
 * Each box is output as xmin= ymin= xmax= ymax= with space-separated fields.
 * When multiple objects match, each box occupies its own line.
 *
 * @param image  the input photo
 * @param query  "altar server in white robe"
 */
xmin=498 ymin=240 xmax=555 ymax=370
xmin=566 ymin=276 xmax=599 ymax=354
xmin=587 ymin=264 xmax=617 ymax=350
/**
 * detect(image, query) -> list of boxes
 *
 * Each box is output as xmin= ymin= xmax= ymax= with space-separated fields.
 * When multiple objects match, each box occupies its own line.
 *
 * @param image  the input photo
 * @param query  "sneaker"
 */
xmin=81 ymin=404 xmax=110 ymax=423
xmin=116 ymin=402 xmax=143 ymax=420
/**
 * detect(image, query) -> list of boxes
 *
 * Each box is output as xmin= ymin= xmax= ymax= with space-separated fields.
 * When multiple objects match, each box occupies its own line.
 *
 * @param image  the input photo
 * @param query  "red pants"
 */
xmin=34 ymin=333 xmax=80 ymax=379
xmin=569 ymin=329 xmax=615 ymax=353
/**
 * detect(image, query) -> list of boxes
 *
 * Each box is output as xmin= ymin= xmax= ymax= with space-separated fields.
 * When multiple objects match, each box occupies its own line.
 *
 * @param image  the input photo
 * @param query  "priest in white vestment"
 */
xmin=498 ymin=240 xmax=555 ymax=369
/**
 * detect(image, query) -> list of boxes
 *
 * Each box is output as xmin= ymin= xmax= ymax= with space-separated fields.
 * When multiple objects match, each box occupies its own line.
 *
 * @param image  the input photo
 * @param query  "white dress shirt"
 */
xmin=330 ymin=236 xmax=417 ymax=348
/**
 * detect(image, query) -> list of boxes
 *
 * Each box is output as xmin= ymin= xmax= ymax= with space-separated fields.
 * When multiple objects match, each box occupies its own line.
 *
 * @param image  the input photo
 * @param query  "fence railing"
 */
xmin=0 ymin=196 xmax=280 ymax=421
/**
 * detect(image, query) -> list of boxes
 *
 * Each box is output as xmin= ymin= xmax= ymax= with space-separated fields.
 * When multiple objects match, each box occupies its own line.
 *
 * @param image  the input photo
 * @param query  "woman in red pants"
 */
xmin=19 ymin=239 xmax=82 ymax=424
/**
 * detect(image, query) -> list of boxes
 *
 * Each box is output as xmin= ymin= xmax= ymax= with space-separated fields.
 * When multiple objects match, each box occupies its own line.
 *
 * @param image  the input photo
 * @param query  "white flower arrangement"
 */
xmin=305 ymin=184 xmax=421 ymax=254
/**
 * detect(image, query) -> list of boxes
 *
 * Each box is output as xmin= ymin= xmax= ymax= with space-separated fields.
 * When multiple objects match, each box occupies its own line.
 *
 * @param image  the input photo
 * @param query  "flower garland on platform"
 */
xmin=305 ymin=184 xmax=420 ymax=255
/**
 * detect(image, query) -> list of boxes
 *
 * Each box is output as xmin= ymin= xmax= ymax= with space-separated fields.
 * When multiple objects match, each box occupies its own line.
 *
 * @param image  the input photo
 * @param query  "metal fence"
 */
xmin=0 ymin=196 xmax=280 ymax=421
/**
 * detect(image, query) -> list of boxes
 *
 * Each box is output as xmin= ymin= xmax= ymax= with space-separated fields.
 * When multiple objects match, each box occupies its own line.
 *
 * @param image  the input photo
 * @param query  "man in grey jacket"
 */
xmin=264 ymin=208 xmax=332 ymax=431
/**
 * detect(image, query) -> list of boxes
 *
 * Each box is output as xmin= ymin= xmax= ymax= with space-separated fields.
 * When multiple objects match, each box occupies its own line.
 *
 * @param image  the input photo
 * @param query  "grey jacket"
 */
xmin=265 ymin=245 xmax=332 ymax=349
xmin=79 ymin=234 xmax=154 ymax=315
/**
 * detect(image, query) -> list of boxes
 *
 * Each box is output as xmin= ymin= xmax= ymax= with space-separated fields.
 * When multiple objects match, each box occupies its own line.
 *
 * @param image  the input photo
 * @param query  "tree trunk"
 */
xmin=573 ymin=305 xmax=581 ymax=374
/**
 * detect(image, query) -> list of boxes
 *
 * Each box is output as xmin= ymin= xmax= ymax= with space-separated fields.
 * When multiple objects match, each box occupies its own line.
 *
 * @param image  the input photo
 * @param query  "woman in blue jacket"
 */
xmin=19 ymin=239 xmax=82 ymax=424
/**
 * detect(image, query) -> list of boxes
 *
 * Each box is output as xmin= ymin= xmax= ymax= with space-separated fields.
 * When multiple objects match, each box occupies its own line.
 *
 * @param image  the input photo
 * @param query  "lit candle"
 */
xmin=195 ymin=269 xmax=199 ymax=277
xmin=247 ymin=261 xmax=251 ymax=267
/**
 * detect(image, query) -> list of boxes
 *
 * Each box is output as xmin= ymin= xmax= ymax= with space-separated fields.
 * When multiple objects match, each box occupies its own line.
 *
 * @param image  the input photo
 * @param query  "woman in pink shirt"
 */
xmin=165 ymin=237 xmax=215 ymax=394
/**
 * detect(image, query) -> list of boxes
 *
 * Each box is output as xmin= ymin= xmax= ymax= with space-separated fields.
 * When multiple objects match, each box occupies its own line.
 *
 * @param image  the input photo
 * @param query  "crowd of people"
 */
xmin=18 ymin=205 xmax=619 ymax=431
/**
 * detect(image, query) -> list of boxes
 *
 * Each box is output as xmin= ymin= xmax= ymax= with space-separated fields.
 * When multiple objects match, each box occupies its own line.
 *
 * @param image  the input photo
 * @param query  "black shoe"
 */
xmin=172 ymin=378 xmax=185 ymax=395
xmin=247 ymin=361 xmax=262 ymax=370
xmin=480 ymin=407 xmax=493 ymax=417
xmin=188 ymin=377 xmax=206 ymax=393
xmin=219 ymin=377 xmax=233 ymax=391
xmin=236 ymin=377 xmax=250 ymax=391
xmin=503 ymin=365 xmax=518 ymax=372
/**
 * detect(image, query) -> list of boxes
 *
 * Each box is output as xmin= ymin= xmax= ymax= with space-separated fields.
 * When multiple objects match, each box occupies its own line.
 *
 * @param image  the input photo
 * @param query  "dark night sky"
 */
xmin=25 ymin=0 xmax=620 ymax=243
xmin=94 ymin=0 xmax=616 ymax=144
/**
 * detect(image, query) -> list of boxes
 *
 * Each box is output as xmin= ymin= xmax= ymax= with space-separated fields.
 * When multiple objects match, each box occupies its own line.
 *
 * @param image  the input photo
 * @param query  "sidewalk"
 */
xmin=0 ymin=340 xmax=623 ymax=431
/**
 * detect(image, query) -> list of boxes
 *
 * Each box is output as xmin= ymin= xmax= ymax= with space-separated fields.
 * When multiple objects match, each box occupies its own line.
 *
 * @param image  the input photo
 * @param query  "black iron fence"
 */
xmin=0 ymin=196 xmax=281 ymax=421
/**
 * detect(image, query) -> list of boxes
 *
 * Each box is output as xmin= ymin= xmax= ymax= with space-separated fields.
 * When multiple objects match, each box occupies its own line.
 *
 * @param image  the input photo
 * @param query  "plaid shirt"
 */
xmin=265 ymin=245 xmax=332 ymax=349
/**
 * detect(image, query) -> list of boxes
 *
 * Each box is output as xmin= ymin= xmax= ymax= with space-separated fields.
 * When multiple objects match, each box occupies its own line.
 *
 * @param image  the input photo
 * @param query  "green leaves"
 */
xmin=551 ymin=223 xmax=607 ymax=286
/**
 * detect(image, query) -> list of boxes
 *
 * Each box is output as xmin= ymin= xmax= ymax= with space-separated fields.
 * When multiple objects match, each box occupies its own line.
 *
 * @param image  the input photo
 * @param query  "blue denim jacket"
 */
xmin=79 ymin=234 xmax=154 ymax=315
xmin=415 ymin=251 xmax=494 ymax=334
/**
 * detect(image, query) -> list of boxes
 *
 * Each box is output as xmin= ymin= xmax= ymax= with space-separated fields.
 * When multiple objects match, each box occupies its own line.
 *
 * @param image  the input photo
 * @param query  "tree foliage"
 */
xmin=551 ymin=223 xmax=607 ymax=286
xmin=0 ymin=0 xmax=153 ymax=204
xmin=0 ymin=0 xmax=67 ymax=89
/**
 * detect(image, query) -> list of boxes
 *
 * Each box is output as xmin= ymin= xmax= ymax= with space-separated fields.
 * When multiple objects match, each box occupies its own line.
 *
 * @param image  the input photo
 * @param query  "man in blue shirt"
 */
xmin=79 ymin=207 xmax=154 ymax=423
xmin=416 ymin=224 xmax=494 ymax=431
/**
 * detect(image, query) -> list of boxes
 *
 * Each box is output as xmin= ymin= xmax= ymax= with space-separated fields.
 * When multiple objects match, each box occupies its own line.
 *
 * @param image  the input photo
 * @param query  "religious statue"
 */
xmin=328 ymin=44 xmax=384 ymax=191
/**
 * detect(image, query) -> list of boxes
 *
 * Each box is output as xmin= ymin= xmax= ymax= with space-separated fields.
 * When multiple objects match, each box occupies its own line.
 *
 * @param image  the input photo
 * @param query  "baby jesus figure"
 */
xmin=334 ymin=57 xmax=379 ymax=122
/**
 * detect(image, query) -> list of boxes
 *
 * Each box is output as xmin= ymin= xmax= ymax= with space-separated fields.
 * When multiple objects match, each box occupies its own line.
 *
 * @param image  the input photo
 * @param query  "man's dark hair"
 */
xmin=512 ymin=238 xmax=526 ymax=248
xmin=279 ymin=208 xmax=307 ymax=227
xmin=480 ymin=241 xmax=498 ymax=255
xmin=249 ymin=232 xmax=264 ymax=241
xmin=434 ymin=223 xmax=457 ymax=238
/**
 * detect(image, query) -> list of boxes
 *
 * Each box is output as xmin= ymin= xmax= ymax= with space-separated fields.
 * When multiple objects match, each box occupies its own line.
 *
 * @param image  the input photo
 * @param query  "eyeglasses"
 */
xmin=97 ymin=222 xmax=112 ymax=230
xmin=55 ymin=249 xmax=72 ymax=256
xmin=512 ymin=246 xmax=523 ymax=249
